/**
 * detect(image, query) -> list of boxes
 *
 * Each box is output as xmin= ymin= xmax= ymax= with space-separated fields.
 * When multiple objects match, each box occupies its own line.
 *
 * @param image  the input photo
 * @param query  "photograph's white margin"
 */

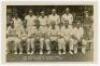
xmin=0 ymin=0 xmax=98 ymax=65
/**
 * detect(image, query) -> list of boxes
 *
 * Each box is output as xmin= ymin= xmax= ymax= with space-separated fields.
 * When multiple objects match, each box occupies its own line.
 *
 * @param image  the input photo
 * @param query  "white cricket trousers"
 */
xmin=40 ymin=38 xmax=51 ymax=51
xmin=58 ymin=38 xmax=66 ymax=51
xmin=82 ymin=39 xmax=87 ymax=53
xmin=7 ymin=37 xmax=15 ymax=53
xmin=40 ymin=38 xmax=44 ymax=50
xmin=14 ymin=37 xmax=22 ymax=52
xmin=45 ymin=38 xmax=51 ymax=51
xmin=27 ymin=38 xmax=35 ymax=52
xmin=69 ymin=38 xmax=78 ymax=53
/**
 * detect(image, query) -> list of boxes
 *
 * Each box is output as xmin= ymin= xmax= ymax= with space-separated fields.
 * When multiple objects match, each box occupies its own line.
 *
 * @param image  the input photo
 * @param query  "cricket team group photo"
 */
xmin=6 ymin=5 xmax=94 ymax=61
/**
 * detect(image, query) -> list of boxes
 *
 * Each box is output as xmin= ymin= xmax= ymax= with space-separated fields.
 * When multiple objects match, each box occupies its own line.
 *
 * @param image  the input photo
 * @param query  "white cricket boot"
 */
xmin=40 ymin=51 xmax=43 ymax=55
xmin=27 ymin=52 xmax=30 ymax=54
xmin=14 ymin=51 xmax=18 ymax=54
xmin=19 ymin=52 xmax=23 ymax=54
xmin=69 ymin=51 xmax=73 ymax=55
xmin=47 ymin=51 xmax=51 ymax=55
xmin=82 ymin=48 xmax=86 ymax=55
xmin=31 ymin=51 xmax=34 ymax=54
xmin=58 ymin=51 xmax=62 ymax=55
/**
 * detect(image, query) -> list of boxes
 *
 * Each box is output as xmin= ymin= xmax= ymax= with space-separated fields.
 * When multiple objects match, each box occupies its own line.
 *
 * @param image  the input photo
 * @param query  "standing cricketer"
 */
xmin=61 ymin=8 xmax=73 ymax=25
xmin=48 ymin=9 xmax=60 ymax=25
xmin=25 ymin=9 xmax=37 ymax=54
xmin=26 ymin=25 xmax=37 ymax=54
xmin=12 ymin=13 xmax=23 ymax=54
xmin=38 ymin=11 xmax=48 ymax=54
xmin=25 ymin=9 xmax=37 ymax=28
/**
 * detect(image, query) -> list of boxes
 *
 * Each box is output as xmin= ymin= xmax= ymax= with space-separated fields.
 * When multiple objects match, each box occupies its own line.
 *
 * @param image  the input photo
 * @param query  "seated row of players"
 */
xmin=6 ymin=8 xmax=90 ymax=55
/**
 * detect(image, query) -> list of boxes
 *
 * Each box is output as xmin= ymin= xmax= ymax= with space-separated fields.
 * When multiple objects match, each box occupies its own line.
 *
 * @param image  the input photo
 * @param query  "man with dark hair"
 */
xmin=49 ymin=23 xmax=59 ymax=54
xmin=25 ymin=9 xmax=38 ymax=54
xmin=12 ymin=13 xmax=23 ymax=54
xmin=71 ymin=21 xmax=84 ymax=54
xmin=61 ymin=8 xmax=73 ymax=25
xmin=38 ymin=11 xmax=48 ymax=54
xmin=48 ymin=9 xmax=60 ymax=25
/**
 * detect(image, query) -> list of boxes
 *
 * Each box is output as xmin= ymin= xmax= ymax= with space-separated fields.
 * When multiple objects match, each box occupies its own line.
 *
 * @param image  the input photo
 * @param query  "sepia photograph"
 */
xmin=2 ymin=1 xmax=95 ymax=62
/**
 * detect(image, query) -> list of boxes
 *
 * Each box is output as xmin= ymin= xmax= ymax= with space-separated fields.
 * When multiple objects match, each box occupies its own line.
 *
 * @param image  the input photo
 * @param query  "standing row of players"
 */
xmin=7 ymin=8 xmax=92 ymax=55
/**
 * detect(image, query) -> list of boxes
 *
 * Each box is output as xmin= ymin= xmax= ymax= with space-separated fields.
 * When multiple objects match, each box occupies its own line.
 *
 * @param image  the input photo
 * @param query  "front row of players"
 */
xmin=7 ymin=21 xmax=88 ymax=55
